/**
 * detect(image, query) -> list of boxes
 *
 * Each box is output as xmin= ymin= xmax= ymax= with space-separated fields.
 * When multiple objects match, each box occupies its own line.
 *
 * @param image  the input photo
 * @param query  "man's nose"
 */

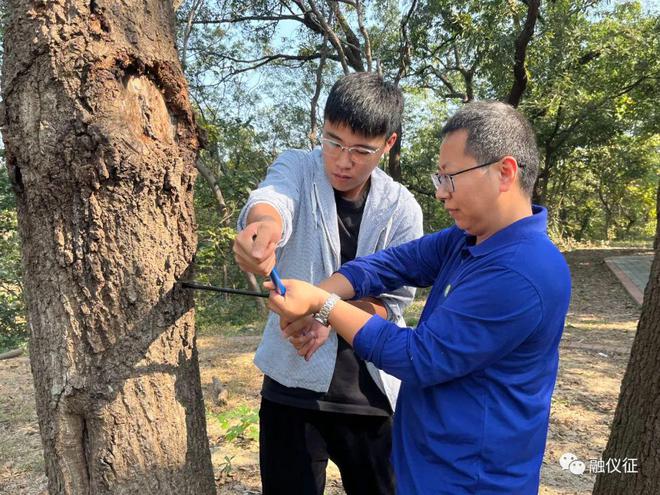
xmin=336 ymin=149 xmax=353 ymax=169
xmin=435 ymin=186 xmax=450 ymax=201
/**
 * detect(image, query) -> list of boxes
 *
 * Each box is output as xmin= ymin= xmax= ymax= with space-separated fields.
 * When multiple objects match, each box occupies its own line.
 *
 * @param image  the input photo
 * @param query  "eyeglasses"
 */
xmin=431 ymin=158 xmax=511 ymax=193
xmin=321 ymin=137 xmax=383 ymax=164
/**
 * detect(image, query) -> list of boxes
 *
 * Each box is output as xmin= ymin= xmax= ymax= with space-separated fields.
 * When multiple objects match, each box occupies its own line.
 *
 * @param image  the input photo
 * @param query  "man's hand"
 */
xmin=233 ymin=219 xmax=281 ymax=276
xmin=265 ymin=278 xmax=373 ymax=347
xmin=264 ymin=279 xmax=328 ymax=322
xmin=281 ymin=315 xmax=332 ymax=361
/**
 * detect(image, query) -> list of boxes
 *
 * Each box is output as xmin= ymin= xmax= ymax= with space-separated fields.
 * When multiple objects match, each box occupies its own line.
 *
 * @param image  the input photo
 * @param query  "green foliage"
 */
xmin=399 ymin=91 xmax=454 ymax=233
xmin=521 ymin=1 xmax=659 ymax=240
xmin=217 ymin=455 xmax=235 ymax=477
xmin=192 ymin=116 xmax=275 ymax=327
xmin=182 ymin=0 xmax=657 ymax=245
xmin=213 ymin=405 xmax=259 ymax=443
xmin=0 ymin=1 xmax=657 ymax=346
xmin=0 ymin=165 xmax=27 ymax=352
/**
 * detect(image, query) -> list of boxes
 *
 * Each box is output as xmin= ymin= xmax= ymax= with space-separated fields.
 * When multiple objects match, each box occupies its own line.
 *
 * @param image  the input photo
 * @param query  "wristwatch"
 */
xmin=313 ymin=293 xmax=341 ymax=326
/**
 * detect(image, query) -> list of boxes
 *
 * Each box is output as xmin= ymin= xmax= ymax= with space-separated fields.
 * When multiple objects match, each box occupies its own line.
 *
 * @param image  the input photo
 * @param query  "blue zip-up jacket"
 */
xmin=338 ymin=206 xmax=571 ymax=494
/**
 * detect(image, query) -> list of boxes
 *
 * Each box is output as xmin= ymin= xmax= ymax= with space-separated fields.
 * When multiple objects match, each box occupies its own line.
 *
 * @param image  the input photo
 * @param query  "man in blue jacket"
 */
xmin=266 ymin=101 xmax=572 ymax=494
xmin=233 ymin=73 xmax=423 ymax=494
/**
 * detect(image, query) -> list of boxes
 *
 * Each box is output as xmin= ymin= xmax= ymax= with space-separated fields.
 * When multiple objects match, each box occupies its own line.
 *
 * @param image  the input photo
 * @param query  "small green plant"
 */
xmin=215 ymin=405 xmax=259 ymax=443
xmin=218 ymin=455 xmax=235 ymax=477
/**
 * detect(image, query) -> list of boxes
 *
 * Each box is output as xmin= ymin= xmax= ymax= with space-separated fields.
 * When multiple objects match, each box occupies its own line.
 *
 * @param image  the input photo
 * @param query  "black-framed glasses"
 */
xmin=432 ymin=158 xmax=516 ymax=193
xmin=321 ymin=136 xmax=383 ymax=164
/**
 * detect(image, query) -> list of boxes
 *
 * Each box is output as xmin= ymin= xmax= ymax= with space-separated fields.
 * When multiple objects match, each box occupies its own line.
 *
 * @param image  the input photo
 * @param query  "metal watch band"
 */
xmin=313 ymin=293 xmax=341 ymax=326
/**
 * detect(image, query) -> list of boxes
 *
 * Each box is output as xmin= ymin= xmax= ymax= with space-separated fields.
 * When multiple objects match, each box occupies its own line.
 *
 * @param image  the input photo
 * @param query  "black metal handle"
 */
xmin=180 ymin=281 xmax=269 ymax=298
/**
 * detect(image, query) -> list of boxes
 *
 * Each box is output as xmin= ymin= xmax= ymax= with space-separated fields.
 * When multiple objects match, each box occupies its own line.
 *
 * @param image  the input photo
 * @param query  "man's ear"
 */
xmin=498 ymin=156 xmax=520 ymax=192
xmin=383 ymin=132 xmax=398 ymax=153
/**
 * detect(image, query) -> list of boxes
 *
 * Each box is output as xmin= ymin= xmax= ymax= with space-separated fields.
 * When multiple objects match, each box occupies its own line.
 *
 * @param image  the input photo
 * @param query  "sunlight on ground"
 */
xmin=568 ymin=319 xmax=638 ymax=331
xmin=0 ymin=248 xmax=648 ymax=494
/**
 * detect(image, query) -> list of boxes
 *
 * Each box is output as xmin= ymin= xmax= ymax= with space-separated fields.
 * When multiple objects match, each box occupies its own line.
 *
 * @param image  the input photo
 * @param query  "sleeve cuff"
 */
xmin=237 ymin=198 xmax=292 ymax=247
xmin=337 ymin=265 xmax=366 ymax=300
xmin=353 ymin=314 xmax=390 ymax=364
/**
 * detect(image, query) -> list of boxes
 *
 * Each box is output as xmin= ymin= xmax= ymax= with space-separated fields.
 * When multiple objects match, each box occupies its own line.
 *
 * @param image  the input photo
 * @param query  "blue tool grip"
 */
xmin=270 ymin=268 xmax=286 ymax=296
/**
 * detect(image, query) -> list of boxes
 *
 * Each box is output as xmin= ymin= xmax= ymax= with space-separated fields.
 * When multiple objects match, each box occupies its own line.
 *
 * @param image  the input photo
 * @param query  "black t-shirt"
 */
xmin=261 ymin=181 xmax=392 ymax=416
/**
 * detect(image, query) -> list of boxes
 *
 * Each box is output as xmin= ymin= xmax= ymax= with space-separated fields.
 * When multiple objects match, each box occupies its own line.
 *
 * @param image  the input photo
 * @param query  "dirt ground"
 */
xmin=0 ymin=247 xmax=649 ymax=494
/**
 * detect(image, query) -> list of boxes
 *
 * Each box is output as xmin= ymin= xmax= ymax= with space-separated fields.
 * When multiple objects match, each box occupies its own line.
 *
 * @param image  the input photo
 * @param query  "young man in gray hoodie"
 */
xmin=233 ymin=72 xmax=423 ymax=495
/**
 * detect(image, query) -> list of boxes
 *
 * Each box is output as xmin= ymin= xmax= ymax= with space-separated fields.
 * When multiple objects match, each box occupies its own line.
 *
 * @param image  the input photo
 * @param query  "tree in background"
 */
xmin=592 ymin=184 xmax=660 ymax=494
xmin=174 ymin=0 xmax=544 ymax=228
xmin=0 ymin=0 xmax=26 ymax=352
xmin=192 ymin=115 xmax=273 ymax=320
xmin=1 ymin=0 xmax=214 ymax=492
xmin=1 ymin=0 xmax=657 ymax=363
xmin=522 ymin=1 xmax=659 ymax=239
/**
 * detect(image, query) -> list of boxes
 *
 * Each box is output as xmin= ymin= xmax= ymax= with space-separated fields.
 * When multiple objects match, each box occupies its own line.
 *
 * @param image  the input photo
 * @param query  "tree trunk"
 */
xmin=1 ymin=1 xmax=215 ymax=494
xmin=592 ymin=184 xmax=660 ymax=494
xmin=533 ymin=148 xmax=553 ymax=205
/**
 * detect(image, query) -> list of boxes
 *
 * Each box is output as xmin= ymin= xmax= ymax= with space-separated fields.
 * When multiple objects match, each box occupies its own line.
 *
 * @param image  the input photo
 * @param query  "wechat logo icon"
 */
xmin=560 ymin=452 xmax=586 ymax=475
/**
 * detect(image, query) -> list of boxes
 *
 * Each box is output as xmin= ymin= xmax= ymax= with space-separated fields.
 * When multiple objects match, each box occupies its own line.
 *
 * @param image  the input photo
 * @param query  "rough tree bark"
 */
xmin=592 ymin=184 xmax=660 ymax=494
xmin=1 ymin=1 xmax=215 ymax=494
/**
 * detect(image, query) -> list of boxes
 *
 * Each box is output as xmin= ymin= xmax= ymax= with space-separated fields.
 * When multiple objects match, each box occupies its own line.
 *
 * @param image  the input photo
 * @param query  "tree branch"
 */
xmin=308 ymin=0 xmax=350 ymax=73
xmin=418 ymin=64 xmax=467 ymax=101
xmin=310 ymin=34 xmax=329 ymax=148
xmin=396 ymin=0 xmax=418 ymax=83
xmin=220 ymin=53 xmax=329 ymax=64
xmin=556 ymin=74 xmax=655 ymax=147
xmin=200 ymin=51 xmax=335 ymax=81
xmin=180 ymin=0 xmax=205 ymax=73
xmin=507 ymin=0 xmax=540 ymax=107
xmin=355 ymin=0 xmax=372 ymax=71
xmin=195 ymin=159 xmax=228 ymax=219
xmin=191 ymin=14 xmax=305 ymax=25
xmin=328 ymin=0 xmax=364 ymax=71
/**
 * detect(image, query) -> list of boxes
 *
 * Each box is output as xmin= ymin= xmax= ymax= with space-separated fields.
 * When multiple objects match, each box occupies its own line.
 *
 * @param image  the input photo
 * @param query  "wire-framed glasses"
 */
xmin=321 ymin=137 xmax=383 ymax=164
xmin=431 ymin=158 xmax=510 ymax=193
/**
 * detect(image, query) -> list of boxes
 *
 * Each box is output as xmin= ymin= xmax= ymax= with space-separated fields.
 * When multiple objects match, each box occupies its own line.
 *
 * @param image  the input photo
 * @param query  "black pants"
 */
xmin=259 ymin=398 xmax=395 ymax=495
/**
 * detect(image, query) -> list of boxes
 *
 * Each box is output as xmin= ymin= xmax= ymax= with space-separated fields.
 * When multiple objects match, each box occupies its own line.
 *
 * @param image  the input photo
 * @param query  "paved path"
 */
xmin=605 ymin=253 xmax=654 ymax=305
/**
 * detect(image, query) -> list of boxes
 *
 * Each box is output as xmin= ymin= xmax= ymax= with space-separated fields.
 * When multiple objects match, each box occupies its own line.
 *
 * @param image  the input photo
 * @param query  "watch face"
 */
xmin=314 ymin=293 xmax=340 ymax=327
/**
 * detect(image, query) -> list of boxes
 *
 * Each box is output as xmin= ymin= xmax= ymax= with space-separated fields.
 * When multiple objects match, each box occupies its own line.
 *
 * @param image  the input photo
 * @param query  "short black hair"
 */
xmin=441 ymin=101 xmax=540 ymax=197
xmin=324 ymin=72 xmax=403 ymax=139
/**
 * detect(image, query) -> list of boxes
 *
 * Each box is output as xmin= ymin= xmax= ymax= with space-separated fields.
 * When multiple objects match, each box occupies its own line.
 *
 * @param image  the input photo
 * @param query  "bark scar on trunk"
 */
xmin=2 ymin=1 xmax=214 ymax=491
xmin=92 ymin=53 xmax=199 ymax=152
xmin=55 ymin=411 xmax=91 ymax=493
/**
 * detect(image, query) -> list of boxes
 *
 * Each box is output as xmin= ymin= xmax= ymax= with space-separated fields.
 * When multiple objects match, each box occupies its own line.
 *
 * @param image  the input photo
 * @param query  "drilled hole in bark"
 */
xmin=119 ymin=59 xmax=146 ymax=86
